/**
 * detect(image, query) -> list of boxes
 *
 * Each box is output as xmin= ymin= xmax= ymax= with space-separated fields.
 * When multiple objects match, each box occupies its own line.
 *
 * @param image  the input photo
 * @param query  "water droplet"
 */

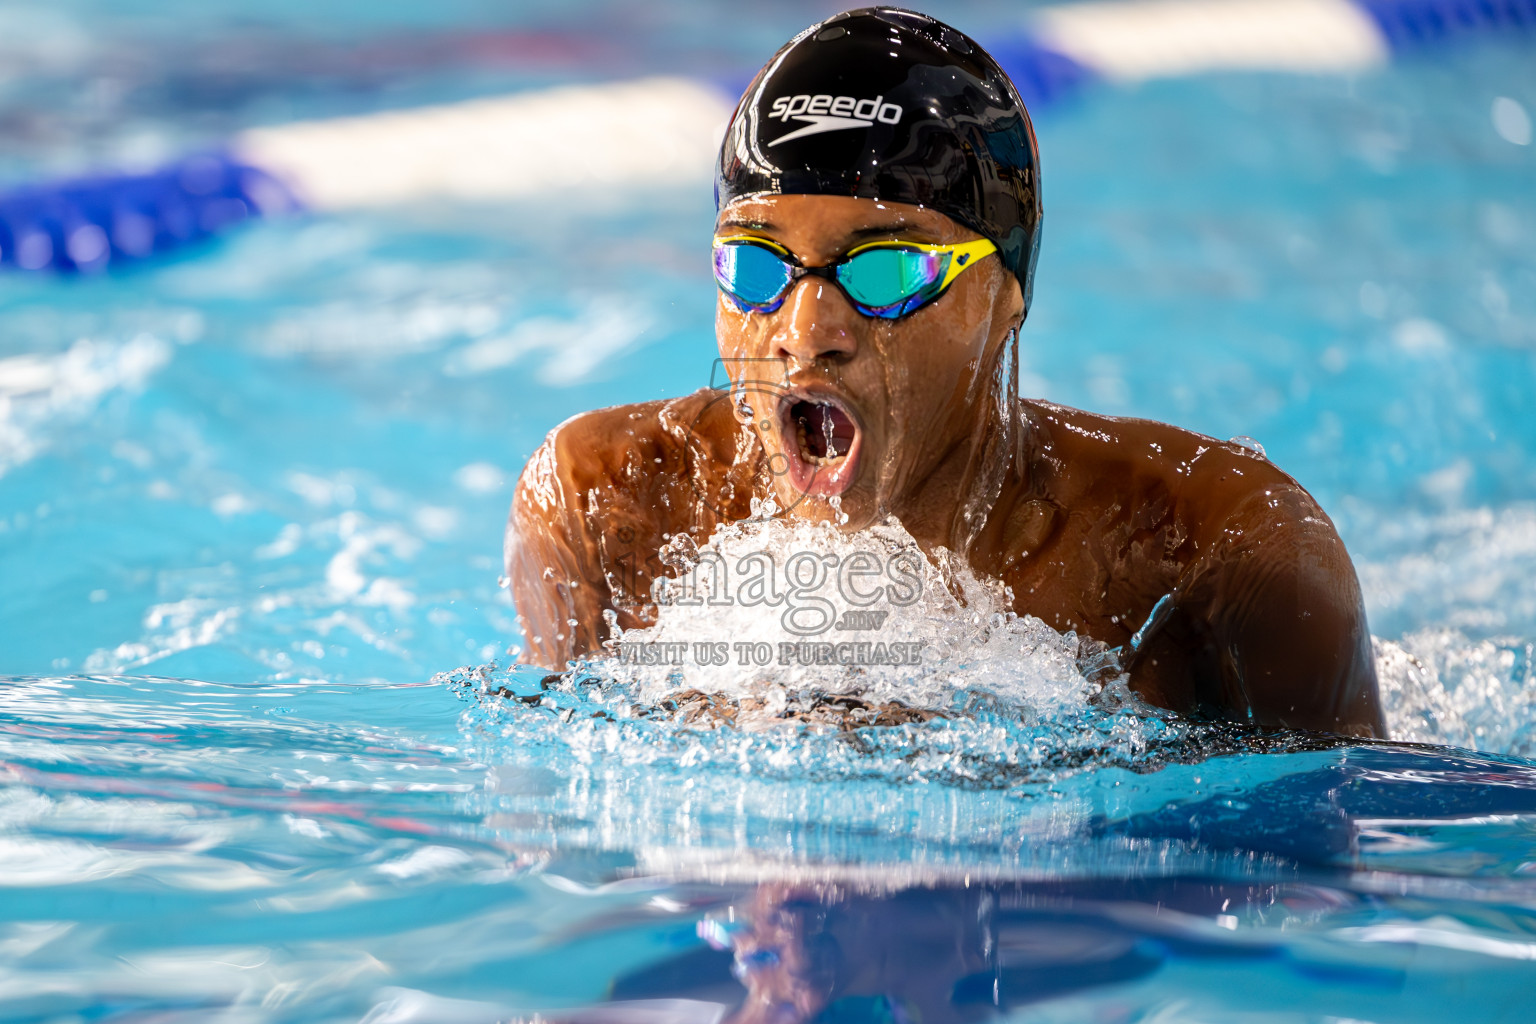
xmin=1229 ymin=436 xmax=1266 ymax=458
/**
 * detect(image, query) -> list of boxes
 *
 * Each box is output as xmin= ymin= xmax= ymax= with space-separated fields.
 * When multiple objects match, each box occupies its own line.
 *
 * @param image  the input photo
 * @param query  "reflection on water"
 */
xmin=3 ymin=674 xmax=1536 ymax=1021
xmin=556 ymin=748 xmax=1536 ymax=1023
xmin=564 ymin=865 xmax=1536 ymax=1023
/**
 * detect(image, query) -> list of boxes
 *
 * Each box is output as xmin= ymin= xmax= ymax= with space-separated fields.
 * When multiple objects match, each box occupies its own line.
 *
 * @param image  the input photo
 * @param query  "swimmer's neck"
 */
xmin=885 ymin=379 xmax=1033 ymax=558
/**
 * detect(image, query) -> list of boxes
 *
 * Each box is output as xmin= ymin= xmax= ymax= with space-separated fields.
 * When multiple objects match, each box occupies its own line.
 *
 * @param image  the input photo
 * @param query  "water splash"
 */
xmin=597 ymin=514 xmax=1105 ymax=726
xmin=442 ymin=519 xmax=1360 ymax=871
xmin=1376 ymin=629 xmax=1536 ymax=754
xmin=449 ymin=514 xmax=1536 ymax=871
xmin=1355 ymin=503 xmax=1536 ymax=637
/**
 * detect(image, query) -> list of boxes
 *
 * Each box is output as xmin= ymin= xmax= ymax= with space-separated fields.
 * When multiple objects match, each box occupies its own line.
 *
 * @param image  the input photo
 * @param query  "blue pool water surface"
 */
xmin=1 ymin=2 xmax=1535 ymax=1021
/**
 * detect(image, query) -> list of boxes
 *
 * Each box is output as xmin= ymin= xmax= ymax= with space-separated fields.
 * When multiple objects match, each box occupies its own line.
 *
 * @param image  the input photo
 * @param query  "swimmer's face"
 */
xmin=713 ymin=194 xmax=1024 ymax=529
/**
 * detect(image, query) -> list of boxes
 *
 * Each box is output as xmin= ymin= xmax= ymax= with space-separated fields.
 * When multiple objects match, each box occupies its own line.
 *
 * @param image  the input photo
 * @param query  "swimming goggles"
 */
xmin=712 ymin=235 xmax=998 ymax=319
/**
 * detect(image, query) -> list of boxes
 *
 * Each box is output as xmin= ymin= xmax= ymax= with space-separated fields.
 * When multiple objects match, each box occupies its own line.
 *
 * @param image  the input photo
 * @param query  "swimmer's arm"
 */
xmin=505 ymin=432 xmax=613 ymax=670
xmin=1193 ymin=488 xmax=1385 ymax=738
xmin=505 ymin=401 xmax=690 ymax=669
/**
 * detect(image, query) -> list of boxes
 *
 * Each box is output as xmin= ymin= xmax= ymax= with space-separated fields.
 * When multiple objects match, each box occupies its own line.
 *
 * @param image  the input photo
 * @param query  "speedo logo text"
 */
xmin=766 ymin=93 xmax=903 ymax=146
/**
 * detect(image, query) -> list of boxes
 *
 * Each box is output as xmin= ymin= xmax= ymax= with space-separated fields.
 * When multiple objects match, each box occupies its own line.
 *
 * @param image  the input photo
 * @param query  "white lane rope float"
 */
xmin=0 ymin=0 xmax=1528 ymax=273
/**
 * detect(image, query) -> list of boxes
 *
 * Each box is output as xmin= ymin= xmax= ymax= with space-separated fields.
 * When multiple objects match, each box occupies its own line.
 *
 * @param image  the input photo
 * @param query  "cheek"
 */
xmin=715 ymin=301 xmax=750 ymax=357
xmin=890 ymin=338 xmax=978 ymax=418
xmin=868 ymin=282 xmax=1000 ymax=430
xmin=934 ymin=275 xmax=1005 ymax=376
xmin=881 ymin=306 xmax=993 ymax=394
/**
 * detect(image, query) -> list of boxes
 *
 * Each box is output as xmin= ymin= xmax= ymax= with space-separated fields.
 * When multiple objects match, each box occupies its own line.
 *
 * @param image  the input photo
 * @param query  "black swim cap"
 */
xmin=716 ymin=7 xmax=1043 ymax=316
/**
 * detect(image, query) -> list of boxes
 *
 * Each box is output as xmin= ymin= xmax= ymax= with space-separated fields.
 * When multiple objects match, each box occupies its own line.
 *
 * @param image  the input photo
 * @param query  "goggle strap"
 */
xmin=936 ymin=238 xmax=999 ymax=291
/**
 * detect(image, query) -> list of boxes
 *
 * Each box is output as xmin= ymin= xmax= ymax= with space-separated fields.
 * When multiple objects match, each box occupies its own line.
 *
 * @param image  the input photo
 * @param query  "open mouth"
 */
xmin=776 ymin=395 xmax=862 ymax=498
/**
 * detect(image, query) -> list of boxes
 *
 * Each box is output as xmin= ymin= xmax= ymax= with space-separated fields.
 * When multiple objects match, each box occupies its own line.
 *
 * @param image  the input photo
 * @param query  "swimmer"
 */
xmin=506 ymin=7 xmax=1385 ymax=738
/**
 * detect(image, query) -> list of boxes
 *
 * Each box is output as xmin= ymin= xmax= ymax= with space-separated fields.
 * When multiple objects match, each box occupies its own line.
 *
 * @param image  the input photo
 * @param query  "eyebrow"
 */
xmin=847 ymin=223 xmax=923 ymax=240
xmin=714 ymin=219 xmax=938 ymax=244
xmin=716 ymin=217 xmax=774 ymax=232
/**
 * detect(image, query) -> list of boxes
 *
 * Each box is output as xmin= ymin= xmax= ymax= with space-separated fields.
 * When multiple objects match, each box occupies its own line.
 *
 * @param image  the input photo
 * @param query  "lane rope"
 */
xmin=1 ymin=0 xmax=1529 ymax=273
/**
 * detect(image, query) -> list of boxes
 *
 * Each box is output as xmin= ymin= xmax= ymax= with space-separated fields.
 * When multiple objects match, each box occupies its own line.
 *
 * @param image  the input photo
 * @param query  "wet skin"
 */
xmin=506 ymin=194 xmax=1385 ymax=738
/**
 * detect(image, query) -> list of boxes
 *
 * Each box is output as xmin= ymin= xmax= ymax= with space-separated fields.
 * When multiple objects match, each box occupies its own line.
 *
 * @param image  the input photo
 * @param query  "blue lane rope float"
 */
xmin=0 ymin=153 xmax=297 ymax=273
xmin=1356 ymin=0 xmax=1536 ymax=49
xmin=0 ymin=0 xmax=1529 ymax=274
xmin=986 ymin=35 xmax=1098 ymax=109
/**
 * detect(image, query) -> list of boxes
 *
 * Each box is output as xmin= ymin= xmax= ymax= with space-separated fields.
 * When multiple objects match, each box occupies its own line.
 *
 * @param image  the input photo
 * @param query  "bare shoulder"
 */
xmin=506 ymin=389 xmax=750 ymax=666
xmin=1016 ymin=400 xmax=1379 ymax=736
xmin=518 ymin=398 xmax=670 ymax=504
xmin=513 ymin=389 xmax=738 ymax=514
xmin=1019 ymin=398 xmax=1324 ymax=539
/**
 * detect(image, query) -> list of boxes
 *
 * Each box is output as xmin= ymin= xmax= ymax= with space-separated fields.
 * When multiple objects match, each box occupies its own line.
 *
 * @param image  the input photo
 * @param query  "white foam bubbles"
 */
xmin=594 ymin=512 xmax=1102 ymax=726
xmin=1376 ymin=629 xmax=1536 ymax=755
xmin=1357 ymin=503 xmax=1536 ymax=637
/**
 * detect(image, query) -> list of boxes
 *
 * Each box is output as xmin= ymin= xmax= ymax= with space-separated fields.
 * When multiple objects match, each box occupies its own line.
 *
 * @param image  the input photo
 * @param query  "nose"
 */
xmin=768 ymin=277 xmax=859 ymax=366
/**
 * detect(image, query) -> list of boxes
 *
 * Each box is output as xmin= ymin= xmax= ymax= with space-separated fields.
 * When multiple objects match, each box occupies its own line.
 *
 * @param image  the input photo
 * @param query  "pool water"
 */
xmin=1 ymin=2 xmax=1535 ymax=1020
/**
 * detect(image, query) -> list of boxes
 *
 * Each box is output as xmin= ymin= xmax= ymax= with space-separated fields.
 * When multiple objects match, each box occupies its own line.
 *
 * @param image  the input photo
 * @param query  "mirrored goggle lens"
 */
xmin=714 ymin=242 xmax=793 ymax=309
xmin=837 ymin=248 xmax=948 ymax=316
